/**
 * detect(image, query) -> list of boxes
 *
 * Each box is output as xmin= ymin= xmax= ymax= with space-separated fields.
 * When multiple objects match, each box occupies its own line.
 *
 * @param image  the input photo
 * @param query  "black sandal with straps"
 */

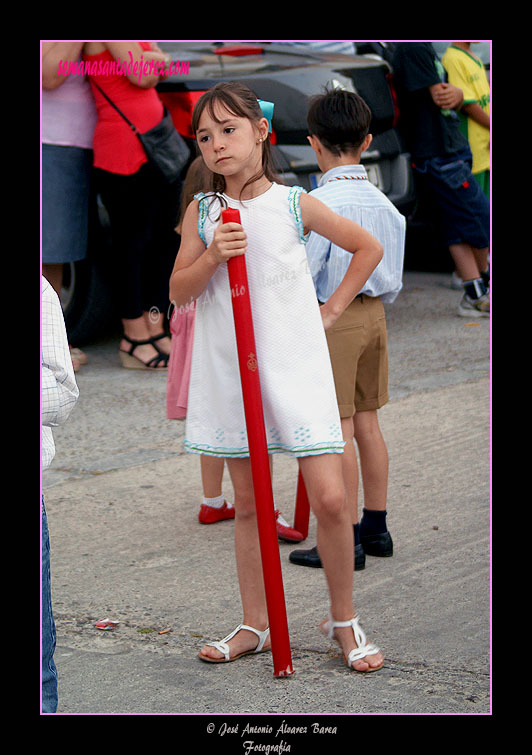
xmin=119 ymin=333 xmax=170 ymax=370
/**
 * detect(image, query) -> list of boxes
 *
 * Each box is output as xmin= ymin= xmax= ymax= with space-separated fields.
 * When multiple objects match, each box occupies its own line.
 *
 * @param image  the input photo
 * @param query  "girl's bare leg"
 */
xmin=353 ymin=409 xmax=388 ymax=512
xmin=199 ymin=457 xmax=270 ymax=659
xmin=298 ymin=453 xmax=383 ymax=671
xmin=340 ymin=416 xmax=360 ymax=525
xmin=200 ymin=455 xmax=225 ymax=498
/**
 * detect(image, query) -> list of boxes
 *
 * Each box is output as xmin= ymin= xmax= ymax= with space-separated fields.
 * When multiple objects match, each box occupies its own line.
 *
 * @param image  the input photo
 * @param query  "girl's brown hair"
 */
xmin=176 ymin=155 xmax=212 ymax=234
xmin=191 ymin=81 xmax=280 ymax=201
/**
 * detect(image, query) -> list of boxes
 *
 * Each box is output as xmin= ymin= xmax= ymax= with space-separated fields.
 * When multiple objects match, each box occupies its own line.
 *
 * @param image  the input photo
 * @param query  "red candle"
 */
xmin=293 ymin=470 xmax=310 ymax=540
xmin=222 ymin=208 xmax=294 ymax=677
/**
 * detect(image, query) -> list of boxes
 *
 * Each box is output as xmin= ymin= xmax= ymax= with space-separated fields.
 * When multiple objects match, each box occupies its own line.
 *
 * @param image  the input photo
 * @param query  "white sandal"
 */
xmin=321 ymin=615 xmax=383 ymax=672
xmin=198 ymin=623 xmax=271 ymax=663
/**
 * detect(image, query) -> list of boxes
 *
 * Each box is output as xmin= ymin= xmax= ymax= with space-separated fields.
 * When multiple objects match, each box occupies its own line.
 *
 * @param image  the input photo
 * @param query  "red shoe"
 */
xmin=198 ymin=501 xmax=235 ymax=524
xmin=275 ymin=510 xmax=304 ymax=543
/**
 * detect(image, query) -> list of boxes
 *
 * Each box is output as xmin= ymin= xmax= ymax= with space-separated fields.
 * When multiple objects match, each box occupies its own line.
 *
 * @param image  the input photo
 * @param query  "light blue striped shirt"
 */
xmin=306 ymin=164 xmax=406 ymax=303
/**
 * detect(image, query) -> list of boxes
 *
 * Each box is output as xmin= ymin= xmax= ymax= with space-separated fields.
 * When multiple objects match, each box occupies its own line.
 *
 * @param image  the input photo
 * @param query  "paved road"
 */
xmin=42 ymin=272 xmax=491 ymax=723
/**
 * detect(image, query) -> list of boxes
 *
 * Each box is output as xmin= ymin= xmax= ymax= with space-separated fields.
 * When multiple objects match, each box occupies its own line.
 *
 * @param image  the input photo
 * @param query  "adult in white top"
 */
xmin=41 ymin=41 xmax=97 ymax=370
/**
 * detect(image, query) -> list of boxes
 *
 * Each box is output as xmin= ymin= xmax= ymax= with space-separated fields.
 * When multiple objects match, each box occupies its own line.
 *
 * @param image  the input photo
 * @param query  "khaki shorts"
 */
xmin=323 ymin=294 xmax=389 ymax=418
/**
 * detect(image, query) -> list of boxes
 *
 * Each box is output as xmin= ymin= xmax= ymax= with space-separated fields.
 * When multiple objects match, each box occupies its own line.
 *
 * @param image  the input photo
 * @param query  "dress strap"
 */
xmin=193 ymin=192 xmax=209 ymax=246
xmin=194 ymin=192 xmax=228 ymax=246
xmin=287 ymin=185 xmax=309 ymax=244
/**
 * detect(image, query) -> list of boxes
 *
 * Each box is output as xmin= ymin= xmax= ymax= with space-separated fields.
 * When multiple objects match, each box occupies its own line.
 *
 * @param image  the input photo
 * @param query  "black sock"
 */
xmin=481 ymin=267 xmax=490 ymax=289
xmin=353 ymin=523 xmax=361 ymax=546
xmin=464 ymin=278 xmax=487 ymax=300
xmin=360 ymin=508 xmax=387 ymax=537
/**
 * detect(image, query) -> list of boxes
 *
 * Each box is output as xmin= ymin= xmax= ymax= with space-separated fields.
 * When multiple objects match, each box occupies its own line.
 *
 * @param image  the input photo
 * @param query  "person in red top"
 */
xmin=83 ymin=41 xmax=182 ymax=368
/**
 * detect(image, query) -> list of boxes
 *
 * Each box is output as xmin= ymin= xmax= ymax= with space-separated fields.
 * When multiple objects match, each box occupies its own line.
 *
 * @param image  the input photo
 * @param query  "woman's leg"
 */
xmin=199 ymin=457 xmax=270 ymax=659
xmin=96 ymin=166 xmax=168 ymax=367
xmin=143 ymin=311 xmax=172 ymax=356
xmin=298 ymin=453 xmax=383 ymax=671
xmin=120 ymin=316 xmax=168 ymax=367
xmin=141 ymin=169 xmax=182 ymax=356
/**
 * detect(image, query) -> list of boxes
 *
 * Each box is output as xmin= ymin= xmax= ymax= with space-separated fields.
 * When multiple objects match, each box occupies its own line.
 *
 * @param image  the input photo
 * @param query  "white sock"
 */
xmin=276 ymin=511 xmax=290 ymax=526
xmin=203 ymin=494 xmax=225 ymax=509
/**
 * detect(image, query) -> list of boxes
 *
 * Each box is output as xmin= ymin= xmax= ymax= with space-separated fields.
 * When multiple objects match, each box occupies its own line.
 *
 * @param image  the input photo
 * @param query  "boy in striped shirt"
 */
xmin=289 ymin=88 xmax=406 ymax=572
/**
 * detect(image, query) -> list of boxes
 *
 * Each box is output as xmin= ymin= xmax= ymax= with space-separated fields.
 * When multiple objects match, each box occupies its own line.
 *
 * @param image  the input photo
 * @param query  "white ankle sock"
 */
xmin=203 ymin=494 xmax=225 ymax=508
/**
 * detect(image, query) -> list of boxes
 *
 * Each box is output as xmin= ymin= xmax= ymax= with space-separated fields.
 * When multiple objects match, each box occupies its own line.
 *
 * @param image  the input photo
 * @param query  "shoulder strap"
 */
xmin=193 ymin=192 xmax=209 ymax=246
xmin=91 ymin=81 xmax=138 ymax=133
xmin=287 ymin=185 xmax=308 ymax=244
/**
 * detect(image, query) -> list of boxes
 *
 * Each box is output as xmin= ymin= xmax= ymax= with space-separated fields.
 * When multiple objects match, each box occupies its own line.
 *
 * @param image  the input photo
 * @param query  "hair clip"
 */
xmin=257 ymin=99 xmax=274 ymax=133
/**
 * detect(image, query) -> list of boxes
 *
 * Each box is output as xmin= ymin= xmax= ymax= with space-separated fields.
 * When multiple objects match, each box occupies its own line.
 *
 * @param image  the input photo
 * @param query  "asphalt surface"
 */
xmin=42 ymin=271 xmax=491 ymax=725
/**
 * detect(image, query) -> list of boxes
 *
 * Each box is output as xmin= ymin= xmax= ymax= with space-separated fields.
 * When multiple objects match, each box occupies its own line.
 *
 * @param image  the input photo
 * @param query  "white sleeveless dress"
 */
xmin=184 ymin=183 xmax=344 ymax=458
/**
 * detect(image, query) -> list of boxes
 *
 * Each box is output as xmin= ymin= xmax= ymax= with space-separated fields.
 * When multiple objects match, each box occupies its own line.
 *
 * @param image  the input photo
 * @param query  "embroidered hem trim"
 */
xmin=184 ymin=439 xmax=345 ymax=458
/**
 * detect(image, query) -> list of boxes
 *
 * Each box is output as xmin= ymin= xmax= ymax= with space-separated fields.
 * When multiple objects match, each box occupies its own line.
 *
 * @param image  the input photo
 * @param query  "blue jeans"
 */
xmin=412 ymin=146 xmax=490 ymax=250
xmin=42 ymin=499 xmax=58 ymax=713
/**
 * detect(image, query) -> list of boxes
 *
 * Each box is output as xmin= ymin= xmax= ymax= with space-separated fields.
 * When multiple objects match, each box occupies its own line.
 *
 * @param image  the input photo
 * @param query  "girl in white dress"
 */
xmin=170 ymin=82 xmax=384 ymax=672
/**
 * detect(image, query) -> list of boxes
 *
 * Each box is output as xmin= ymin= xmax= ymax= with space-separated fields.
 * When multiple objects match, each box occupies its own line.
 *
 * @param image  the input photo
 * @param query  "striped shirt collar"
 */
xmin=318 ymin=164 xmax=368 ymax=187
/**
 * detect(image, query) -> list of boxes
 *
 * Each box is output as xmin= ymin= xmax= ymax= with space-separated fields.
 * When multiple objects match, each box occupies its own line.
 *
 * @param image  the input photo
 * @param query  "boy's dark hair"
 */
xmin=307 ymin=88 xmax=372 ymax=156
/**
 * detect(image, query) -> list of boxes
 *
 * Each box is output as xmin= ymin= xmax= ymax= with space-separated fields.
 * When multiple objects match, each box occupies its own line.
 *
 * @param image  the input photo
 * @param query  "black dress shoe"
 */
xmin=289 ymin=544 xmax=366 ymax=571
xmin=289 ymin=545 xmax=322 ymax=568
xmin=360 ymin=531 xmax=393 ymax=557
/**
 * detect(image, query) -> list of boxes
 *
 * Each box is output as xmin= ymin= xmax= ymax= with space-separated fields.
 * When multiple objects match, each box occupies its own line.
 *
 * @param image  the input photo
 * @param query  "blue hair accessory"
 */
xmin=257 ymin=99 xmax=274 ymax=133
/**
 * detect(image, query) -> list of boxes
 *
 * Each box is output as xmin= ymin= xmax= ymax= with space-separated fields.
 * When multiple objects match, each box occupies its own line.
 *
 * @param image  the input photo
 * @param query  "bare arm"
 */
xmin=42 ymin=41 xmax=85 ymax=90
xmin=462 ymin=101 xmax=490 ymax=130
xmin=169 ymin=200 xmax=247 ymax=307
xmin=300 ymin=193 xmax=383 ymax=329
xmin=429 ymin=82 xmax=464 ymax=110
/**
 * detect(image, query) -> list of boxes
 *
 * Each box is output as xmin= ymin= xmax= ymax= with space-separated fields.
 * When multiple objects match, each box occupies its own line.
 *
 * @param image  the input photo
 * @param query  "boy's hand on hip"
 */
xmin=320 ymin=304 xmax=340 ymax=331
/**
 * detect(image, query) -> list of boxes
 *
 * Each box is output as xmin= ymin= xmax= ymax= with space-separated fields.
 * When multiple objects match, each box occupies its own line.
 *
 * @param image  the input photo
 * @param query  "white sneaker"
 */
xmin=457 ymin=293 xmax=490 ymax=317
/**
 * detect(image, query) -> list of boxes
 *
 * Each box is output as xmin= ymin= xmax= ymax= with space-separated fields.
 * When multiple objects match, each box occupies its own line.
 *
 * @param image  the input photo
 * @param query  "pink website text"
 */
xmin=57 ymin=54 xmax=190 ymax=85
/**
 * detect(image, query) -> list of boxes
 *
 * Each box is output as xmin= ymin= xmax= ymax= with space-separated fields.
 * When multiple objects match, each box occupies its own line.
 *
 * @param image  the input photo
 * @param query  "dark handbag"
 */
xmin=93 ymin=82 xmax=190 ymax=183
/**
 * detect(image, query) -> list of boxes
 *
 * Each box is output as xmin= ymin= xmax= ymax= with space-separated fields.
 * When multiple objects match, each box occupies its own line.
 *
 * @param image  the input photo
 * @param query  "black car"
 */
xmin=60 ymin=41 xmax=416 ymax=344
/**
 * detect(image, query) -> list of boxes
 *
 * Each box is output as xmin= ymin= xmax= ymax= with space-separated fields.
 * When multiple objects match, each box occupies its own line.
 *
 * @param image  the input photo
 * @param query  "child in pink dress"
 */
xmin=166 ymin=300 xmax=195 ymax=421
